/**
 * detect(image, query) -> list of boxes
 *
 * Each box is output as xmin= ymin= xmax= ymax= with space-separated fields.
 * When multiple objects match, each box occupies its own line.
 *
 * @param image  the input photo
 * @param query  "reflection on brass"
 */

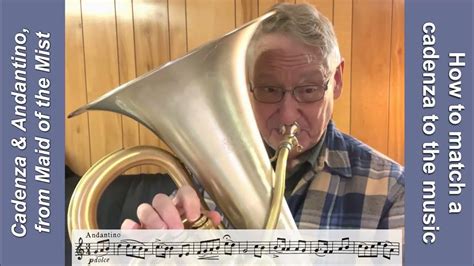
xmin=67 ymin=146 xmax=204 ymax=233
xmin=67 ymin=11 xmax=301 ymax=237
xmin=183 ymin=214 xmax=217 ymax=230
xmin=266 ymin=122 xmax=302 ymax=229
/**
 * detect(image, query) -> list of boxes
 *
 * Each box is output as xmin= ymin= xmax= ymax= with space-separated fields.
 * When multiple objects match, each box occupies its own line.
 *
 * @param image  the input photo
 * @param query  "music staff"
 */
xmin=74 ymin=235 xmax=400 ymax=261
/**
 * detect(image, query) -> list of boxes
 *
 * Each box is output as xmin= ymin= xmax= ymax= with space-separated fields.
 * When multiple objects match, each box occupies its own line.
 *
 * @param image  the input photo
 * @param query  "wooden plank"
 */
xmin=236 ymin=0 xmax=258 ymax=26
xmin=133 ymin=0 xmax=170 ymax=173
xmin=332 ymin=0 xmax=351 ymax=134
xmin=296 ymin=0 xmax=334 ymax=21
xmin=65 ymin=0 xmax=91 ymax=176
xmin=169 ymin=0 xmax=187 ymax=59
xmin=133 ymin=0 xmax=170 ymax=74
xmin=388 ymin=0 xmax=404 ymax=165
xmin=350 ymin=0 xmax=392 ymax=154
xmin=186 ymin=0 xmax=235 ymax=50
xmin=116 ymin=0 xmax=141 ymax=174
xmin=81 ymin=0 xmax=123 ymax=164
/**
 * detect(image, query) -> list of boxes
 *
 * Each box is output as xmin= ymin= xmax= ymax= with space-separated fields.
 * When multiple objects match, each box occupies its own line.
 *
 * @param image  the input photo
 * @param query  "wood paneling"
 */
xmin=351 ymin=0 xmax=393 ymax=155
xmin=65 ymin=0 xmax=405 ymax=176
xmin=236 ymin=0 xmax=258 ymax=26
xmin=65 ymin=0 xmax=91 ymax=174
xmin=332 ymin=0 xmax=352 ymax=134
xmin=116 ymin=0 xmax=141 ymax=174
xmin=116 ymin=0 xmax=139 ymax=150
xmin=133 ymin=0 xmax=170 ymax=173
xmin=168 ymin=0 xmax=187 ymax=59
xmin=186 ymin=0 xmax=235 ymax=50
xmin=81 ymin=0 xmax=123 ymax=163
xmin=388 ymin=0 xmax=405 ymax=164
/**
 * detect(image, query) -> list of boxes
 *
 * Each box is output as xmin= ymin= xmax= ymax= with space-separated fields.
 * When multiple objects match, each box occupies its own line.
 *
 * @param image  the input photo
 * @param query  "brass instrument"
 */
xmin=67 ymin=12 xmax=301 ymax=237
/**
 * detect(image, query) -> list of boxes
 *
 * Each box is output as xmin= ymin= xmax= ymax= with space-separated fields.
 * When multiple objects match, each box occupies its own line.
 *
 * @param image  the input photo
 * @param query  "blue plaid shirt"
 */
xmin=288 ymin=121 xmax=405 ymax=229
xmin=203 ymin=121 xmax=405 ymax=229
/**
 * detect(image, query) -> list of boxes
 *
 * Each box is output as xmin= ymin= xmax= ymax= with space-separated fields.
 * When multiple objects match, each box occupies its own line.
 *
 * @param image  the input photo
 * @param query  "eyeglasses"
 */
xmin=250 ymin=80 xmax=329 ymax=103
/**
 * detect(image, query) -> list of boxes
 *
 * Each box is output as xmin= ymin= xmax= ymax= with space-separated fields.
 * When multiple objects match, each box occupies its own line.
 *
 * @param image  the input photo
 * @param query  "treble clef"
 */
xmin=75 ymin=237 xmax=85 ymax=260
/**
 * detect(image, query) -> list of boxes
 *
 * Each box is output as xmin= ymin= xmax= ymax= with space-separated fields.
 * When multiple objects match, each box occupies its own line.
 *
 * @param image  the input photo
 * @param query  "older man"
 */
xmin=121 ymin=3 xmax=405 ymax=230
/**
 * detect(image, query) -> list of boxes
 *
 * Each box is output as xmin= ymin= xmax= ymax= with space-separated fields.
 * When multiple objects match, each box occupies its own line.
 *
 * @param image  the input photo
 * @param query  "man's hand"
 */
xmin=120 ymin=185 xmax=221 ymax=229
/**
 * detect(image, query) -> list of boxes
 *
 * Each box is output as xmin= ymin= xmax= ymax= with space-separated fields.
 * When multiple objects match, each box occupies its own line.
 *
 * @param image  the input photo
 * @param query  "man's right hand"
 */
xmin=120 ymin=185 xmax=221 ymax=229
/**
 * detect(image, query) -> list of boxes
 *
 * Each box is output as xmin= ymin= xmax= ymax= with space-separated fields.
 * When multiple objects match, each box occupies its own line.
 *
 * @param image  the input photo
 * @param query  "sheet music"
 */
xmin=72 ymin=229 xmax=402 ymax=265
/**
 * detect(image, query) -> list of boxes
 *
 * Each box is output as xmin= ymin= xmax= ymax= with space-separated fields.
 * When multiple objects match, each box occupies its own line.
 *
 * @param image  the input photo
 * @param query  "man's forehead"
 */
xmin=255 ymin=50 xmax=322 ymax=68
xmin=252 ymin=33 xmax=324 ymax=69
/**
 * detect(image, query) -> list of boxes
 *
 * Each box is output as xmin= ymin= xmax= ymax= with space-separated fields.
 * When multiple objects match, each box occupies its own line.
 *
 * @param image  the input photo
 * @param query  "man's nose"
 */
xmin=279 ymin=92 xmax=300 ymax=125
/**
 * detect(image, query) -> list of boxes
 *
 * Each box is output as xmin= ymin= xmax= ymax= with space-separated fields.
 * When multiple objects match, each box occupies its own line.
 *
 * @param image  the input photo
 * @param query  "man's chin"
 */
xmin=267 ymin=136 xmax=309 ymax=154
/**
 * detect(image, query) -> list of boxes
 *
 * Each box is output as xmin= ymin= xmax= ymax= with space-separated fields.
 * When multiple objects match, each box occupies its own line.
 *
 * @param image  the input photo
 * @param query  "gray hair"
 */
xmin=248 ymin=3 xmax=341 ymax=78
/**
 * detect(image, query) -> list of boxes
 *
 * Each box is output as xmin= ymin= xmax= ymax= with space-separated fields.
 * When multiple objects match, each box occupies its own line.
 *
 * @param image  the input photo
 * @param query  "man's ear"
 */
xmin=333 ymin=59 xmax=345 ymax=100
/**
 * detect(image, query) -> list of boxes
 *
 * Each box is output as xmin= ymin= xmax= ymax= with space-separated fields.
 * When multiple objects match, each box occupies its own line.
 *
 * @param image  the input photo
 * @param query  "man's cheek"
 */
xmin=255 ymin=113 xmax=272 ymax=132
xmin=296 ymin=132 xmax=311 ymax=150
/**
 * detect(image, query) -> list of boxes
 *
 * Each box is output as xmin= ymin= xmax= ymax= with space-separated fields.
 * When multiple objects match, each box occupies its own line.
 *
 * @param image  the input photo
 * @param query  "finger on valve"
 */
xmin=152 ymin=194 xmax=184 ymax=229
xmin=172 ymin=186 xmax=201 ymax=223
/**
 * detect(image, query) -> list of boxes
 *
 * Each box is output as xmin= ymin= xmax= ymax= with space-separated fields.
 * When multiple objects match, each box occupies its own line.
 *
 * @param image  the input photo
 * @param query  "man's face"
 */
xmin=250 ymin=33 xmax=343 ymax=158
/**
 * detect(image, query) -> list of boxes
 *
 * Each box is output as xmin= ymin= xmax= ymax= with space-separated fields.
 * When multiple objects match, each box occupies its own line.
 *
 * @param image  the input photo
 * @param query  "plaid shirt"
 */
xmin=203 ymin=121 xmax=405 ymax=229
xmin=287 ymin=121 xmax=405 ymax=229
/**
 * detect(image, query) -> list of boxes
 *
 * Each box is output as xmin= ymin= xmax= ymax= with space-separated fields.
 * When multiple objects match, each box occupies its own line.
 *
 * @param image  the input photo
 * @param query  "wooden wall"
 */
xmin=66 ymin=0 xmax=405 ymax=176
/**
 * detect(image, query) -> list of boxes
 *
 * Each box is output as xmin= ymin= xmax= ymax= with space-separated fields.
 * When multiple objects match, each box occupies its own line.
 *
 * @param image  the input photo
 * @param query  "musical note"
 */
xmin=382 ymin=241 xmax=395 ymax=260
xmin=179 ymin=244 xmax=191 ymax=257
xmin=154 ymin=241 xmax=173 ymax=258
xmin=273 ymin=237 xmax=289 ymax=253
xmin=336 ymin=237 xmax=351 ymax=253
xmin=222 ymin=234 xmax=236 ymax=255
xmin=93 ymin=239 xmax=110 ymax=256
xmin=314 ymin=240 xmax=333 ymax=257
xmin=271 ymin=237 xmax=289 ymax=258
xmin=123 ymin=240 xmax=147 ymax=259
xmin=357 ymin=242 xmax=377 ymax=258
xmin=253 ymin=243 xmax=265 ymax=258
xmin=197 ymin=238 xmax=220 ymax=260
xmin=241 ymin=241 xmax=249 ymax=254
xmin=295 ymin=240 xmax=307 ymax=253
xmin=115 ymin=243 xmax=122 ymax=256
